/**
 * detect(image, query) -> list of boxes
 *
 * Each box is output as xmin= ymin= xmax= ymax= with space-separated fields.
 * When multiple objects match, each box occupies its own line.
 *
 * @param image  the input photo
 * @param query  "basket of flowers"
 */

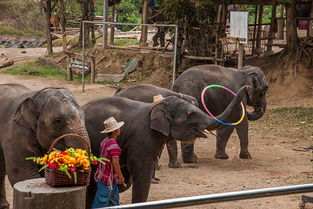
xmin=26 ymin=134 xmax=108 ymax=187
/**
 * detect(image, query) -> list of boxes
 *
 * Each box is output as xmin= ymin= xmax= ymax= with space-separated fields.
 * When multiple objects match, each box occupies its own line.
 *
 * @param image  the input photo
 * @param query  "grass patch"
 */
xmin=250 ymin=107 xmax=313 ymax=137
xmin=0 ymin=60 xmax=112 ymax=85
xmin=115 ymin=38 xmax=139 ymax=46
xmin=0 ymin=25 xmax=43 ymax=37
xmin=1 ymin=61 xmax=67 ymax=80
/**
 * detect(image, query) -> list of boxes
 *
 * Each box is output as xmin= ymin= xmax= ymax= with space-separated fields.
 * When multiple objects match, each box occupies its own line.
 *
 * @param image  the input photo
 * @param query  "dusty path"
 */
xmin=2 ymin=73 xmax=313 ymax=209
xmin=1 ymin=47 xmax=313 ymax=208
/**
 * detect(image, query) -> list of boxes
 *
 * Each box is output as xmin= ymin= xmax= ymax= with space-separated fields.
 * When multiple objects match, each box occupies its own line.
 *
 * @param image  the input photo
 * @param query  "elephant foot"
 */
xmin=168 ymin=160 xmax=182 ymax=168
xmin=239 ymin=152 xmax=252 ymax=159
xmin=182 ymin=153 xmax=198 ymax=163
xmin=215 ymin=152 xmax=229 ymax=159
xmin=0 ymin=200 xmax=9 ymax=209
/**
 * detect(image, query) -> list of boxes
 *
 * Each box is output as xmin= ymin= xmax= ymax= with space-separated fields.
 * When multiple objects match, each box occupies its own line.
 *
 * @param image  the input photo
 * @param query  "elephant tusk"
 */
xmin=202 ymin=129 xmax=216 ymax=136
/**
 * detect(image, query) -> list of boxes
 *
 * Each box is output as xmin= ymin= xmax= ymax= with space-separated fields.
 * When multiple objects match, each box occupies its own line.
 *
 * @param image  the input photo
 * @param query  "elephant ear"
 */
xmin=242 ymin=66 xmax=258 ymax=101
xmin=14 ymin=97 xmax=37 ymax=132
xmin=150 ymin=102 xmax=172 ymax=136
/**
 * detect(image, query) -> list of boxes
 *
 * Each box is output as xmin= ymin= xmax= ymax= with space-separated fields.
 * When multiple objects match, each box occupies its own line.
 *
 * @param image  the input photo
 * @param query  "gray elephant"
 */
xmin=115 ymin=84 xmax=199 ymax=168
xmin=0 ymin=84 xmax=90 ymax=209
xmin=173 ymin=64 xmax=268 ymax=163
xmin=83 ymin=85 xmax=248 ymax=206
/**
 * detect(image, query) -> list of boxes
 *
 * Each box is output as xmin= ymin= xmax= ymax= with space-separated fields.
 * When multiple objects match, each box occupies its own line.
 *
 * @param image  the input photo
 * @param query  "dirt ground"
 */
xmin=2 ymin=48 xmax=313 ymax=209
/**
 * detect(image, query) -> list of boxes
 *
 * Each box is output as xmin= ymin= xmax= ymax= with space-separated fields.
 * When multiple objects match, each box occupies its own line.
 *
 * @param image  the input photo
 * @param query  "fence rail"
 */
xmin=103 ymin=184 xmax=313 ymax=209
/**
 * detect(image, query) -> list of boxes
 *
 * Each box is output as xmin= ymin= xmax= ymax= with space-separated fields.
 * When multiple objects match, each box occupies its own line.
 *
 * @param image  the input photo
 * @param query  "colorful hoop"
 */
xmin=201 ymin=85 xmax=245 ymax=126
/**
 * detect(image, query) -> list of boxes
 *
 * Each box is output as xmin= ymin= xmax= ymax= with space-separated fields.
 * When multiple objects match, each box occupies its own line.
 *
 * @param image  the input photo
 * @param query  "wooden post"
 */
xmin=251 ymin=5 xmax=258 ymax=55
xmin=139 ymin=0 xmax=149 ymax=47
xmin=66 ymin=53 xmax=73 ymax=81
xmin=102 ymin=0 xmax=109 ymax=48
xmin=276 ymin=5 xmax=285 ymax=40
xmin=256 ymin=5 xmax=264 ymax=55
xmin=13 ymin=178 xmax=86 ymax=209
xmin=309 ymin=1 xmax=313 ymax=37
xmin=238 ymin=43 xmax=244 ymax=69
xmin=266 ymin=3 xmax=277 ymax=53
xmin=110 ymin=4 xmax=116 ymax=45
xmin=90 ymin=55 xmax=96 ymax=84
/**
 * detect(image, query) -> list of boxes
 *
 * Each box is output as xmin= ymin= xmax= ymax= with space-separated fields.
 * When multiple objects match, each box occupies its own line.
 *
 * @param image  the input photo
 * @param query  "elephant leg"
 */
xmin=181 ymin=142 xmax=197 ymax=163
xmin=131 ymin=161 xmax=153 ymax=203
xmin=235 ymin=118 xmax=251 ymax=159
xmin=167 ymin=140 xmax=182 ymax=168
xmin=215 ymin=126 xmax=235 ymax=159
xmin=0 ymin=150 xmax=9 ymax=209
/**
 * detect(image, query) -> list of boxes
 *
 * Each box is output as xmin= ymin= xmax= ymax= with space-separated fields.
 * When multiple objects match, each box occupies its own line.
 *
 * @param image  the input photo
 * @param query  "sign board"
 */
xmin=230 ymin=11 xmax=248 ymax=44
xmin=69 ymin=58 xmax=89 ymax=71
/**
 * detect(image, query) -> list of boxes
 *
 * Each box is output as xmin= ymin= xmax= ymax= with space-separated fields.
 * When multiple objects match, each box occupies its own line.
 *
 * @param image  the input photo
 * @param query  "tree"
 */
xmin=45 ymin=0 xmax=53 ymax=54
xmin=285 ymin=0 xmax=299 ymax=53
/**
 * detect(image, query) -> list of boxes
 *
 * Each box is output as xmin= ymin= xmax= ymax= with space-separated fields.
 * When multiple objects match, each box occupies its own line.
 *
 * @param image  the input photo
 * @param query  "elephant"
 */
xmin=172 ymin=64 xmax=268 ymax=163
xmin=83 ymin=85 xmax=249 ymax=206
xmin=115 ymin=84 xmax=199 ymax=168
xmin=0 ymin=84 xmax=90 ymax=209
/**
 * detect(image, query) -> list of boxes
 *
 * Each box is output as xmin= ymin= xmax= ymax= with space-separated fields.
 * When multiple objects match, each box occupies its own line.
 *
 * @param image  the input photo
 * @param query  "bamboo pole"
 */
xmin=110 ymin=4 xmax=116 ymax=45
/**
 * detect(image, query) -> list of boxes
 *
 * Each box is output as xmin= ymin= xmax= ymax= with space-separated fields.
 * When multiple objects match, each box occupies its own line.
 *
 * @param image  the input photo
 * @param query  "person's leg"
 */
xmin=92 ymin=182 xmax=111 ymax=208
xmin=109 ymin=184 xmax=120 ymax=206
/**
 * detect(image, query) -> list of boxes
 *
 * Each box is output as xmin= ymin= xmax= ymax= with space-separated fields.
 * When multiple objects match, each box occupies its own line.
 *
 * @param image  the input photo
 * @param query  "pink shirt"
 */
xmin=94 ymin=137 xmax=122 ymax=186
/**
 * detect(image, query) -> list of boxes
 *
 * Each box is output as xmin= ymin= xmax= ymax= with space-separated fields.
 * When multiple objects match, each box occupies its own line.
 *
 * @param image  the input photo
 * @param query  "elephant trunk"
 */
xmin=64 ymin=123 xmax=91 ymax=150
xmin=247 ymin=106 xmax=266 ymax=121
xmin=206 ymin=85 xmax=250 ymax=131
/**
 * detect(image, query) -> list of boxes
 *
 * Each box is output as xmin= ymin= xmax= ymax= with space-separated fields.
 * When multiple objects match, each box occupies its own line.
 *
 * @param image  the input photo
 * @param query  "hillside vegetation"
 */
xmin=0 ymin=1 xmax=45 ymax=37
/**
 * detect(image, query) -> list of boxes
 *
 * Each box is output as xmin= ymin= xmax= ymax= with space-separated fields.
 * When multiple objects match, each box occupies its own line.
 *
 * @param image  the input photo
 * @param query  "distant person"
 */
xmin=92 ymin=117 xmax=126 ymax=208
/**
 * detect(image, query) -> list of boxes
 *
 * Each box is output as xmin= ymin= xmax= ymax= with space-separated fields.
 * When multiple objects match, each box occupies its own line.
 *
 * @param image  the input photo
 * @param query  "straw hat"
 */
xmin=153 ymin=94 xmax=164 ymax=103
xmin=100 ymin=117 xmax=124 ymax=133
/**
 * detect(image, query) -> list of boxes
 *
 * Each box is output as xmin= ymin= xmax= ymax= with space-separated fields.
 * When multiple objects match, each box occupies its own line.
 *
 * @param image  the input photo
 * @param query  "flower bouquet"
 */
xmin=26 ymin=134 xmax=108 ymax=186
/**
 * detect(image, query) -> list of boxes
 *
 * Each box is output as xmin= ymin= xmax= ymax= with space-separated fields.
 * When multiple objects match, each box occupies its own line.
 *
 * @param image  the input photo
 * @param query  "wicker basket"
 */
xmin=44 ymin=134 xmax=91 ymax=187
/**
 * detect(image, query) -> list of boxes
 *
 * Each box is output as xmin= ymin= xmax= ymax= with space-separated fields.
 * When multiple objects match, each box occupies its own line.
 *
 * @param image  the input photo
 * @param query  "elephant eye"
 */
xmin=53 ymin=118 xmax=64 ymax=126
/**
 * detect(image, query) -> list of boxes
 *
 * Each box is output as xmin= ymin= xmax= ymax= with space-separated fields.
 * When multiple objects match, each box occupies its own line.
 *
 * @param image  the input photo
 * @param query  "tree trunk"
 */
xmin=309 ymin=1 xmax=313 ymax=37
xmin=256 ymin=5 xmax=263 ymax=55
xmin=78 ymin=0 xmax=91 ymax=47
xmin=90 ymin=2 xmax=96 ymax=45
xmin=110 ymin=4 xmax=116 ymax=45
xmin=59 ymin=0 xmax=67 ymax=51
xmin=285 ymin=1 xmax=298 ymax=52
xmin=102 ymin=0 xmax=109 ymax=48
xmin=45 ymin=0 xmax=52 ymax=54
xmin=266 ymin=3 xmax=277 ymax=53
xmin=139 ymin=0 xmax=149 ymax=47
xmin=276 ymin=5 xmax=285 ymax=40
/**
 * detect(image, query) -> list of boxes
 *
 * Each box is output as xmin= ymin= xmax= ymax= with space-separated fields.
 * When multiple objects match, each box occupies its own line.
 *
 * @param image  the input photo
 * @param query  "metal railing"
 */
xmin=82 ymin=21 xmax=178 ymax=92
xmin=102 ymin=184 xmax=313 ymax=209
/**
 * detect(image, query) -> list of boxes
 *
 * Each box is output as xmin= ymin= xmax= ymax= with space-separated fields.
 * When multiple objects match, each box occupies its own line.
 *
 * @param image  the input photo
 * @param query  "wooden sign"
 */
xmin=230 ymin=11 xmax=248 ymax=44
xmin=69 ymin=58 xmax=89 ymax=71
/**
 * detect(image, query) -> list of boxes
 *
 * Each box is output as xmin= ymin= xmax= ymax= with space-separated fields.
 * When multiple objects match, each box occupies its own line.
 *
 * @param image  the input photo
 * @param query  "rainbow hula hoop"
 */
xmin=201 ymin=85 xmax=245 ymax=126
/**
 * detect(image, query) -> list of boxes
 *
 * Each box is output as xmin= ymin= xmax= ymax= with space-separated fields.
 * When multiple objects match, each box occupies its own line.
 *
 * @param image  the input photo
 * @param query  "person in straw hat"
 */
xmin=92 ymin=117 xmax=126 ymax=208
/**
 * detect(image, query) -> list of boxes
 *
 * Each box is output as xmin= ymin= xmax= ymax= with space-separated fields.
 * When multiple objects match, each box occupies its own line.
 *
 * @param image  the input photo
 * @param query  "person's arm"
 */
xmin=112 ymin=157 xmax=125 ymax=185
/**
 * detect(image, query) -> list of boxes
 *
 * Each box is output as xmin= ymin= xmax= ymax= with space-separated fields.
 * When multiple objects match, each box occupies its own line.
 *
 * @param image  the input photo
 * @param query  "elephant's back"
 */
xmin=83 ymin=97 xmax=150 ymax=155
xmin=0 ymin=83 xmax=30 ymax=100
xmin=0 ymin=84 xmax=31 ymax=113
xmin=115 ymin=84 xmax=175 ymax=103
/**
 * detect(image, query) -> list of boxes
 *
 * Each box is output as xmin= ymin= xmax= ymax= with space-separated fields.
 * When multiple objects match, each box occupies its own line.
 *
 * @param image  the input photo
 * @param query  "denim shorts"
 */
xmin=92 ymin=182 xmax=120 ymax=208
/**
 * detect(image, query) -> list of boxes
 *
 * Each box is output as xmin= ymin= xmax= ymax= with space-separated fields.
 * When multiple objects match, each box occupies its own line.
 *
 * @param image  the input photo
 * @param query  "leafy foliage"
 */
xmin=160 ymin=0 xmax=218 ymax=56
